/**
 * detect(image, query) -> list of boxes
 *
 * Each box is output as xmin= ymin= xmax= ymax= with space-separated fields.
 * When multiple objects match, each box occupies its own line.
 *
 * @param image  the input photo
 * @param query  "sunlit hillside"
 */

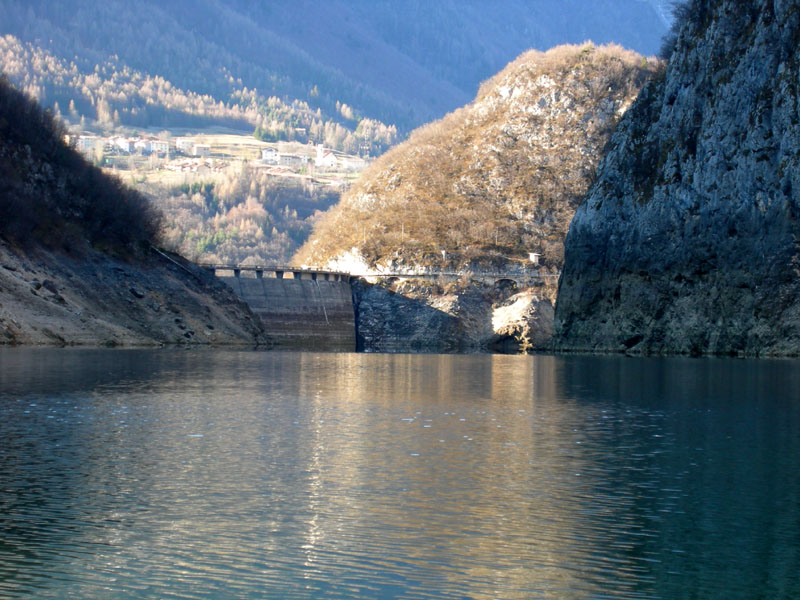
xmin=295 ymin=44 xmax=661 ymax=272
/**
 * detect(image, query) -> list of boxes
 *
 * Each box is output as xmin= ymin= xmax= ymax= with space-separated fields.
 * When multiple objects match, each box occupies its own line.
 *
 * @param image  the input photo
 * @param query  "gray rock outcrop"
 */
xmin=554 ymin=0 xmax=800 ymax=356
xmin=353 ymin=279 xmax=554 ymax=353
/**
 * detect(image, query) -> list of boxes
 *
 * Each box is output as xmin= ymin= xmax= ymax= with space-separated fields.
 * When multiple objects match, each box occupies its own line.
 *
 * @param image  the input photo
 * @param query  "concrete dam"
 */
xmin=208 ymin=264 xmax=553 ymax=351
xmin=209 ymin=266 xmax=356 ymax=350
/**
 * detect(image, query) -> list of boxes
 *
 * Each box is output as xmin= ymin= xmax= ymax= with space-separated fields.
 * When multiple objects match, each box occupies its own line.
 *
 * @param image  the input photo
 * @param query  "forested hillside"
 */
xmin=0 ymin=35 xmax=396 ymax=155
xmin=0 ymin=75 xmax=158 ymax=251
xmin=295 ymin=45 xmax=659 ymax=273
xmin=0 ymin=0 xmax=666 ymax=137
xmin=152 ymin=171 xmax=340 ymax=265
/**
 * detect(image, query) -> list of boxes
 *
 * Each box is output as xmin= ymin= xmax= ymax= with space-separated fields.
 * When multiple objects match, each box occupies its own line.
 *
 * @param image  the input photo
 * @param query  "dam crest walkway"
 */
xmin=201 ymin=264 xmax=559 ymax=286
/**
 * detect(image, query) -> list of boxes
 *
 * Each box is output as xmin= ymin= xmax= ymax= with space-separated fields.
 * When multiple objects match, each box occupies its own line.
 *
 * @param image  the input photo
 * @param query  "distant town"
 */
xmin=65 ymin=132 xmax=371 ymax=183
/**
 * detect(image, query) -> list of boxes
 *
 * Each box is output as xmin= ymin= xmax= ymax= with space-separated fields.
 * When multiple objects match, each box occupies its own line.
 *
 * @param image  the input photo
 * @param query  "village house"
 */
xmin=174 ymin=138 xmax=194 ymax=154
xmin=150 ymin=140 xmax=169 ymax=155
xmin=278 ymin=153 xmax=307 ymax=168
xmin=114 ymin=137 xmax=135 ymax=153
xmin=75 ymin=135 xmax=99 ymax=155
xmin=192 ymin=144 xmax=211 ymax=157
xmin=133 ymin=139 xmax=150 ymax=154
xmin=315 ymin=144 xmax=338 ymax=170
xmin=261 ymin=147 xmax=278 ymax=164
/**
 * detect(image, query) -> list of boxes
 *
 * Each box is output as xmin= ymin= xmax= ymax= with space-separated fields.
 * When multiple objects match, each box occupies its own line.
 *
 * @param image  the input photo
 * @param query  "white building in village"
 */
xmin=134 ymin=139 xmax=149 ymax=154
xmin=150 ymin=140 xmax=169 ymax=155
xmin=75 ymin=135 xmax=99 ymax=155
xmin=115 ymin=137 xmax=135 ymax=153
xmin=261 ymin=147 xmax=278 ymax=164
xmin=315 ymin=144 xmax=338 ymax=170
xmin=278 ymin=153 xmax=308 ymax=168
xmin=132 ymin=139 xmax=169 ymax=156
xmin=174 ymin=138 xmax=194 ymax=154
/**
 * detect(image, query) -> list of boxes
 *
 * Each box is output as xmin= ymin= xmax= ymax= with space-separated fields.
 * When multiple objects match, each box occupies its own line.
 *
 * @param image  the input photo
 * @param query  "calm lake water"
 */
xmin=0 ymin=349 xmax=798 ymax=599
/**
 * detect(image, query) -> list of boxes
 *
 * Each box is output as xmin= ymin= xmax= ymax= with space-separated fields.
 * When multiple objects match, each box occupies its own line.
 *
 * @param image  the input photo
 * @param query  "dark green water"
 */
xmin=0 ymin=349 xmax=798 ymax=599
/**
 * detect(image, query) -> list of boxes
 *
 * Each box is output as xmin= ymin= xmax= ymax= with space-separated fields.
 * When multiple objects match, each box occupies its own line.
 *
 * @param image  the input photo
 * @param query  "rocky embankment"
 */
xmin=554 ymin=0 xmax=800 ymax=356
xmin=353 ymin=278 xmax=555 ymax=353
xmin=0 ymin=240 xmax=268 ymax=347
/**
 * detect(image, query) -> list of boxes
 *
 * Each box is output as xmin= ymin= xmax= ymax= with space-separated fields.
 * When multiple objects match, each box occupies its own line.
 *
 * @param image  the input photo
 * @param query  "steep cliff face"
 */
xmin=0 ymin=240 xmax=268 ymax=347
xmin=352 ymin=279 xmax=554 ymax=353
xmin=554 ymin=0 xmax=800 ymax=356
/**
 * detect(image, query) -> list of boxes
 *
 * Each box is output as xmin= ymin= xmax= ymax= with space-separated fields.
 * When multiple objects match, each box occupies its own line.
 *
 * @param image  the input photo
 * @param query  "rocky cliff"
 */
xmin=554 ymin=0 xmax=800 ymax=356
xmin=0 ymin=240 xmax=268 ymax=347
xmin=353 ymin=278 xmax=554 ymax=353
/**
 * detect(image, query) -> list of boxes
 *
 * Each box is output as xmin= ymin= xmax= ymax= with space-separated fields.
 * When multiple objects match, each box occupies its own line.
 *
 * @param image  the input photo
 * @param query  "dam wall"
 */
xmin=216 ymin=271 xmax=355 ymax=350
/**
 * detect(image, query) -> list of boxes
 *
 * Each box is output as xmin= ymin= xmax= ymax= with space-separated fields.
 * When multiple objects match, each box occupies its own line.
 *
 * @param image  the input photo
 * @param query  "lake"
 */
xmin=0 ymin=349 xmax=798 ymax=599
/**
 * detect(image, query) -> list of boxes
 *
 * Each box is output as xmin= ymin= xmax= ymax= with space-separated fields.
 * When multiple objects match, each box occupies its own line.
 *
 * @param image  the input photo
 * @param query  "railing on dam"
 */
xmin=201 ymin=263 xmax=559 ymax=287
xmin=358 ymin=269 xmax=559 ymax=286
xmin=200 ymin=264 xmax=353 ymax=283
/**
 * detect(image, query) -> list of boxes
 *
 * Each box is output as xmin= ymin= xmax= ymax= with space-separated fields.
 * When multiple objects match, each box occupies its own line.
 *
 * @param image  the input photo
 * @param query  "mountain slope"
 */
xmin=554 ymin=0 xmax=800 ymax=356
xmin=296 ymin=44 xmax=659 ymax=273
xmin=294 ymin=44 xmax=658 ymax=353
xmin=0 ymin=76 xmax=267 ymax=346
xmin=0 ymin=0 xmax=667 ymax=132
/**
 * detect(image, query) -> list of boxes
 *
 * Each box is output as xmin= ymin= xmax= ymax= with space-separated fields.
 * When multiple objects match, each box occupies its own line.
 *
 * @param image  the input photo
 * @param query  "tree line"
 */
xmin=0 ymin=34 xmax=396 ymax=154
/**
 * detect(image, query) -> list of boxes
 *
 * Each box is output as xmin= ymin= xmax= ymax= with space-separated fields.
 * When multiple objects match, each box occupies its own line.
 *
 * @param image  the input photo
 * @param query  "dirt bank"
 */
xmin=0 ymin=239 xmax=269 ymax=347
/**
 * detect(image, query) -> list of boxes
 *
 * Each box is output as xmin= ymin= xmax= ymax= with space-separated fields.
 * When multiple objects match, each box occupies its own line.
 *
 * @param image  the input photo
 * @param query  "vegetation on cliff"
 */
xmin=152 ymin=171 xmax=340 ymax=265
xmin=295 ymin=44 xmax=659 ymax=272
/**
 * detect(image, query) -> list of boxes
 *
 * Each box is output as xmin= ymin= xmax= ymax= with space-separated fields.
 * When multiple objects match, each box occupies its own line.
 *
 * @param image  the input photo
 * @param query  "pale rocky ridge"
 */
xmin=554 ymin=0 xmax=800 ymax=356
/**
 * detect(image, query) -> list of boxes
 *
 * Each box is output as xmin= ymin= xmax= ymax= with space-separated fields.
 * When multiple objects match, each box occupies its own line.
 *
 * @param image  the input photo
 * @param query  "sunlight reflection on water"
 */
xmin=0 ymin=349 xmax=798 ymax=599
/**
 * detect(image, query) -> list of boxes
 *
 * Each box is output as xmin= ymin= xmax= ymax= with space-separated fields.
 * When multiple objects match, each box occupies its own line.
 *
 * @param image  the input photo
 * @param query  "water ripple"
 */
xmin=1 ymin=350 xmax=799 ymax=598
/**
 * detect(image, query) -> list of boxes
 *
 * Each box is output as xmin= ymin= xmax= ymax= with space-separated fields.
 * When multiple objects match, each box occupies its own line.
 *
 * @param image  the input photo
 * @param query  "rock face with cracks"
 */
xmin=352 ymin=278 xmax=554 ymax=353
xmin=554 ymin=0 xmax=800 ymax=356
